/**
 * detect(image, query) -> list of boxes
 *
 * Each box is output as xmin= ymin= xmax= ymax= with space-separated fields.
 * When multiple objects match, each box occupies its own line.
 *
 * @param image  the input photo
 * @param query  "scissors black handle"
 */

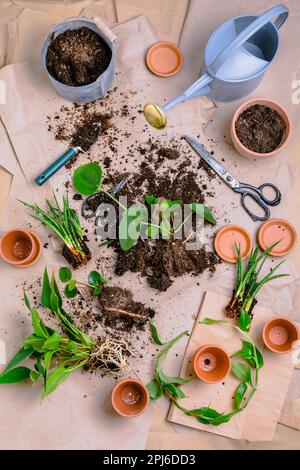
xmin=235 ymin=182 xmax=281 ymax=222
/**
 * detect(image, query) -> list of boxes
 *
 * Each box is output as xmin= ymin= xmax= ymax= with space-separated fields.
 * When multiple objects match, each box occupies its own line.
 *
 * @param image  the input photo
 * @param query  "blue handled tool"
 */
xmin=35 ymin=147 xmax=83 ymax=186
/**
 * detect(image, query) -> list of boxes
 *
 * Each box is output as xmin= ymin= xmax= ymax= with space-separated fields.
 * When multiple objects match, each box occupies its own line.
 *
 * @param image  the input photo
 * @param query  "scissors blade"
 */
xmin=183 ymin=135 xmax=240 ymax=189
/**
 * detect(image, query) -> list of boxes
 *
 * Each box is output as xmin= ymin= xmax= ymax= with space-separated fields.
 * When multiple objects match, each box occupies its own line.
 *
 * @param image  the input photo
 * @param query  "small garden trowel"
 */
xmin=35 ymin=122 xmax=101 ymax=186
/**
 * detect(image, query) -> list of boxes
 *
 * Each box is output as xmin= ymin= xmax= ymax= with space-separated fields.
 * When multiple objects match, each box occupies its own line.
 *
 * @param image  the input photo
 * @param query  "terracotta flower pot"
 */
xmin=0 ymin=229 xmax=42 ymax=267
xmin=231 ymin=98 xmax=292 ymax=159
xmin=257 ymin=218 xmax=297 ymax=257
xmin=263 ymin=316 xmax=300 ymax=354
xmin=111 ymin=378 xmax=149 ymax=418
xmin=193 ymin=344 xmax=231 ymax=384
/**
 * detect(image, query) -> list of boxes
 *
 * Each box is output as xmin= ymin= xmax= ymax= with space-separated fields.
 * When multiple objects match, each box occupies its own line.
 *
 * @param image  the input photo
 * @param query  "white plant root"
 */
xmin=89 ymin=337 xmax=135 ymax=375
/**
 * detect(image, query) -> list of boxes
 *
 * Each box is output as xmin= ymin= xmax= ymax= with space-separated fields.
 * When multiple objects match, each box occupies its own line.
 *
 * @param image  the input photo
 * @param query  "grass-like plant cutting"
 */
xmin=0 ymin=269 xmax=132 ymax=397
xmin=59 ymin=267 xmax=107 ymax=298
xmin=73 ymin=162 xmax=216 ymax=252
xmin=19 ymin=193 xmax=91 ymax=269
xmin=225 ymin=242 xmax=289 ymax=323
xmin=147 ymin=318 xmax=263 ymax=426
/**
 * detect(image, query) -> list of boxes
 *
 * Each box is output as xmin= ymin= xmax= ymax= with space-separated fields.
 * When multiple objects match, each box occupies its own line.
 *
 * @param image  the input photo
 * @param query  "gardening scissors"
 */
xmin=184 ymin=135 xmax=281 ymax=222
xmin=81 ymin=179 xmax=127 ymax=220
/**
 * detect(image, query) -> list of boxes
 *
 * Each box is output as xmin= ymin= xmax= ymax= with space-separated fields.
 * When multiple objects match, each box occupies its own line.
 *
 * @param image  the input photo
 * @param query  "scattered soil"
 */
xmin=157 ymin=147 xmax=180 ymax=160
xmin=70 ymin=121 xmax=101 ymax=151
xmin=235 ymin=104 xmax=286 ymax=153
xmin=46 ymin=27 xmax=112 ymax=86
xmin=62 ymin=240 xmax=92 ymax=269
xmin=99 ymin=286 xmax=156 ymax=330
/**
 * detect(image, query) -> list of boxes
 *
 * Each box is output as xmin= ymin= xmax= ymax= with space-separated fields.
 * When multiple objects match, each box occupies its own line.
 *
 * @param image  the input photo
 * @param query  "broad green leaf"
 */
xmin=59 ymin=267 xmax=72 ymax=283
xmin=146 ymin=379 xmax=163 ymax=400
xmin=92 ymin=285 xmax=102 ymax=296
xmin=24 ymin=292 xmax=32 ymax=311
xmin=200 ymin=317 xmax=228 ymax=325
xmin=149 ymin=321 xmax=165 ymax=346
xmin=158 ymin=370 xmax=189 ymax=386
xmin=235 ymin=382 xmax=247 ymax=409
xmin=119 ymin=208 xmax=143 ymax=251
xmin=73 ymin=163 xmax=102 ymax=196
xmin=43 ymin=332 xmax=62 ymax=351
xmin=187 ymin=406 xmax=221 ymax=420
xmin=237 ymin=309 xmax=251 ymax=332
xmin=44 ymin=351 xmax=55 ymax=372
xmin=232 ymin=362 xmax=252 ymax=386
xmin=64 ymin=286 xmax=78 ymax=298
xmin=42 ymin=366 xmax=74 ymax=398
xmin=50 ymin=279 xmax=61 ymax=314
xmin=164 ymin=383 xmax=185 ymax=399
xmin=2 ymin=346 xmax=34 ymax=374
xmin=233 ymin=341 xmax=264 ymax=369
xmin=41 ymin=268 xmax=52 ymax=308
xmin=30 ymin=369 xmax=41 ymax=383
xmin=31 ymin=309 xmax=49 ymax=338
xmin=210 ymin=413 xmax=233 ymax=426
xmin=23 ymin=335 xmax=46 ymax=353
xmin=189 ymin=203 xmax=216 ymax=224
xmin=145 ymin=195 xmax=158 ymax=205
xmin=88 ymin=271 xmax=107 ymax=286
xmin=34 ymin=360 xmax=45 ymax=376
xmin=0 ymin=366 xmax=31 ymax=383
xmin=68 ymin=279 xmax=77 ymax=291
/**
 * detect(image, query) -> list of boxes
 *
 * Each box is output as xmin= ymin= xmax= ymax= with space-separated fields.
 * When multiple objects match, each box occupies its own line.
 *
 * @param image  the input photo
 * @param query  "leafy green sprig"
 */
xmin=59 ymin=267 xmax=107 ymax=298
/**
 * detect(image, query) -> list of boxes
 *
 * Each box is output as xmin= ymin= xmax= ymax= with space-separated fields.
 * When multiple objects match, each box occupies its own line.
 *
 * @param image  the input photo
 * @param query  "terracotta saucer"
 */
xmin=214 ymin=225 xmax=252 ymax=263
xmin=258 ymin=219 xmax=297 ymax=256
xmin=146 ymin=41 xmax=183 ymax=77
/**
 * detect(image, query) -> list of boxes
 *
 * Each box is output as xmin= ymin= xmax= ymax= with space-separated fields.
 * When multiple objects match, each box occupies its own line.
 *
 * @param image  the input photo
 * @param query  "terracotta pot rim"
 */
xmin=16 ymin=231 xmax=42 ymax=268
xmin=111 ymin=377 xmax=149 ymax=418
xmin=231 ymin=97 xmax=292 ymax=159
xmin=214 ymin=224 xmax=252 ymax=263
xmin=0 ymin=229 xmax=35 ymax=266
xmin=146 ymin=41 xmax=183 ymax=77
xmin=257 ymin=218 xmax=297 ymax=257
xmin=193 ymin=344 xmax=231 ymax=383
xmin=263 ymin=316 xmax=300 ymax=354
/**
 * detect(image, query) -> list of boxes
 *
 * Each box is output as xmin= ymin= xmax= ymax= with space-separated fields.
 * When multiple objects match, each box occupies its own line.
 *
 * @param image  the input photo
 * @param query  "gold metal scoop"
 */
xmin=144 ymin=103 xmax=167 ymax=130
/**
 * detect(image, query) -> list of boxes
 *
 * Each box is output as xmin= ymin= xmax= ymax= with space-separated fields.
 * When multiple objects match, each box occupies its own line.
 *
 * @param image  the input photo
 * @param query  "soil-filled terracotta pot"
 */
xmin=263 ymin=316 xmax=300 ymax=354
xmin=193 ymin=344 xmax=231 ymax=384
xmin=231 ymin=98 xmax=291 ymax=159
xmin=0 ymin=229 xmax=41 ymax=267
xmin=111 ymin=378 xmax=149 ymax=418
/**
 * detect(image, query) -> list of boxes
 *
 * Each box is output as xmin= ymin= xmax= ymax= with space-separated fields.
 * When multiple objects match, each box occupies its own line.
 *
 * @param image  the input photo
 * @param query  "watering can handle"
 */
xmin=210 ymin=4 xmax=289 ymax=75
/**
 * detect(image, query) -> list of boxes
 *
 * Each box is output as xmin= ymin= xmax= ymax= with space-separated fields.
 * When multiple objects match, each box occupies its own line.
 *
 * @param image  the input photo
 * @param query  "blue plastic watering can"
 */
xmin=144 ymin=4 xmax=289 ymax=128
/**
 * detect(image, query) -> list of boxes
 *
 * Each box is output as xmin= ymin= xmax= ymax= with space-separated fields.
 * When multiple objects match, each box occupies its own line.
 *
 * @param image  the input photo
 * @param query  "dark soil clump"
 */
xmin=62 ymin=240 xmax=92 ymax=269
xmin=46 ymin=27 xmax=112 ymax=86
xmin=225 ymin=291 xmax=257 ymax=321
xmin=235 ymin=104 xmax=286 ymax=153
xmin=157 ymin=147 xmax=180 ymax=160
xmin=70 ymin=121 xmax=101 ymax=151
xmin=99 ymin=286 xmax=156 ymax=330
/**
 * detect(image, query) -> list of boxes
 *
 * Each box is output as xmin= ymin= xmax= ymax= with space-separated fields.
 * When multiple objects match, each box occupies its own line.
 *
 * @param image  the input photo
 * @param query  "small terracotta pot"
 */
xmin=193 ymin=344 xmax=231 ymax=384
xmin=263 ymin=316 xmax=300 ymax=354
xmin=231 ymin=98 xmax=292 ymax=159
xmin=257 ymin=219 xmax=297 ymax=257
xmin=111 ymin=377 xmax=149 ymax=418
xmin=214 ymin=224 xmax=252 ymax=263
xmin=0 ymin=229 xmax=41 ymax=267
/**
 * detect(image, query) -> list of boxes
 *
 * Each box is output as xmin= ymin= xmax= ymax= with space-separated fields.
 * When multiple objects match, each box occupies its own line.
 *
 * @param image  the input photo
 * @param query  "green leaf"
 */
xmin=149 ymin=321 xmax=165 ymax=346
xmin=41 ymin=268 xmax=52 ymax=308
xmin=88 ymin=271 xmax=107 ymax=286
xmin=30 ymin=369 xmax=42 ymax=383
xmin=68 ymin=279 xmax=77 ymax=291
xmin=2 ymin=346 xmax=34 ymax=374
xmin=158 ymin=370 xmax=189 ymax=386
xmin=24 ymin=292 xmax=31 ymax=311
xmin=146 ymin=379 xmax=163 ymax=400
xmin=187 ymin=406 xmax=221 ymax=420
xmin=73 ymin=163 xmax=103 ymax=196
xmin=164 ymin=383 xmax=185 ymax=399
xmin=44 ymin=351 xmax=55 ymax=372
xmin=200 ymin=317 xmax=228 ymax=325
xmin=232 ymin=362 xmax=252 ymax=386
xmin=189 ymin=203 xmax=216 ymax=224
xmin=31 ymin=309 xmax=49 ymax=338
xmin=23 ymin=335 xmax=46 ymax=353
xmin=43 ymin=332 xmax=61 ymax=351
xmin=59 ymin=267 xmax=72 ymax=283
xmin=119 ymin=208 xmax=143 ymax=251
xmin=0 ymin=366 xmax=31 ymax=383
xmin=147 ymin=225 xmax=159 ymax=239
xmin=233 ymin=341 xmax=264 ymax=370
xmin=42 ymin=366 xmax=75 ymax=398
xmin=235 ymin=382 xmax=247 ymax=409
xmin=237 ymin=309 xmax=251 ymax=332
xmin=145 ymin=195 xmax=158 ymax=205
xmin=210 ymin=413 xmax=233 ymax=426
xmin=64 ymin=286 xmax=78 ymax=298
xmin=92 ymin=285 xmax=102 ymax=296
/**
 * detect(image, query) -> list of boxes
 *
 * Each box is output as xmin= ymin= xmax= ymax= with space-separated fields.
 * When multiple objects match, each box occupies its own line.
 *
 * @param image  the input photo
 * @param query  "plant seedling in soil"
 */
xmin=147 ymin=318 xmax=264 ymax=426
xmin=59 ymin=267 xmax=107 ymax=298
xmin=225 ymin=242 xmax=289 ymax=324
xmin=19 ymin=192 xmax=91 ymax=269
xmin=0 ymin=269 xmax=133 ymax=398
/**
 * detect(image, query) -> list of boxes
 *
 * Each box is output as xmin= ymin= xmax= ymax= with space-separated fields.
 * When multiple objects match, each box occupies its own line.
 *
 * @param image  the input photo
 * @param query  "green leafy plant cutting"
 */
xmin=59 ymin=267 xmax=107 ymax=298
xmin=147 ymin=317 xmax=264 ymax=426
xmin=0 ymin=269 xmax=132 ymax=398
xmin=73 ymin=162 xmax=216 ymax=252
xmin=19 ymin=193 xmax=91 ymax=269
xmin=225 ymin=242 xmax=289 ymax=323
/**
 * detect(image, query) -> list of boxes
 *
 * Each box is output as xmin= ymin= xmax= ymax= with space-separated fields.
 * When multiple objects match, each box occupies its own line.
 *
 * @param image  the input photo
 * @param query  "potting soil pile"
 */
xmin=0 ymin=1 xmax=300 ymax=450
